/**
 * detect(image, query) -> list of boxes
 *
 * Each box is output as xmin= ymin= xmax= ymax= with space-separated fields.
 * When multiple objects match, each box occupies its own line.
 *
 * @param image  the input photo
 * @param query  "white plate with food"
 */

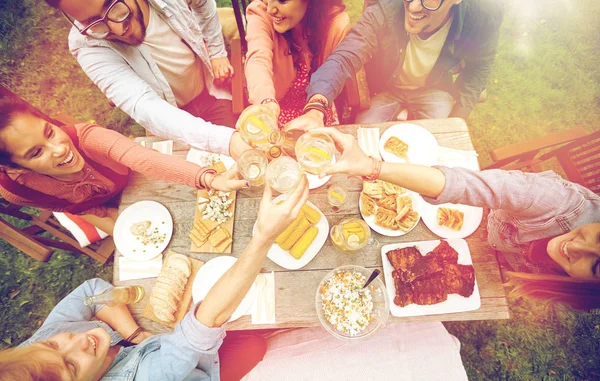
xmin=379 ymin=123 xmax=439 ymax=166
xmin=252 ymin=194 xmax=329 ymax=270
xmin=359 ymin=181 xmax=422 ymax=237
xmin=192 ymin=256 xmax=257 ymax=322
xmin=421 ymin=202 xmax=484 ymax=239
xmin=114 ymin=201 xmax=173 ymax=261
xmin=186 ymin=149 xmax=235 ymax=170
xmin=381 ymin=239 xmax=481 ymax=317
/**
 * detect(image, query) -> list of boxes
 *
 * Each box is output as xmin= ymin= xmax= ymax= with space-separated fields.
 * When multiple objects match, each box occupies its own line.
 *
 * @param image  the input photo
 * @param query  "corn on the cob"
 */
xmin=280 ymin=217 xmax=311 ymax=250
xmin=301 ymin=204 xmax=321 ymax=224
xmin=275 ymin=212 xmax=304 ymax=245
xmin=290 ymin=226 xmax=318 ymax=259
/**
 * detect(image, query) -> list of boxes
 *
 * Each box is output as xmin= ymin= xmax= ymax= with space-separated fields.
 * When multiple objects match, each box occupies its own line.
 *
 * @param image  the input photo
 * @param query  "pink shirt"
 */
xmin=0 ymin=124 xmax=214 ymax=217
xmin=245 ymin=0 xmax=350 ymax=105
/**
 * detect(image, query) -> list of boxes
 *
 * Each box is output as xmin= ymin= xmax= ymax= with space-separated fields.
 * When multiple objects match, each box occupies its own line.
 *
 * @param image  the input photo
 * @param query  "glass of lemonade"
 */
xmin=327 ymin=184 xmax=347 ymax=212
xmin=238 ymin=149 xmax=268 ymax=186
xmin=330 ymin=217 xmax=371 ymax=251
xmin=295 ymin=132 xmax=335 ymax=175
xmin=266 ymin=156 xmax=302 ymax=193
xmin=236 ymin=105 xmax=281 ymax=148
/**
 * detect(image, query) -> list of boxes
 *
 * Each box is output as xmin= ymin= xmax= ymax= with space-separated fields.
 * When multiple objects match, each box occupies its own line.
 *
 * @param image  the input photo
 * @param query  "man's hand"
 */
xmin=228 ymin=131 xmax=252 ymax=159
xmin=205 ymin=164 xmax=248 ymax=192
xmin=283 ymin=109 xmax=324 ymax=133
xmin=211 ymin=57 xmax=234 ymax=84
xmin=255 ymin=176 xmax=309 ymax=243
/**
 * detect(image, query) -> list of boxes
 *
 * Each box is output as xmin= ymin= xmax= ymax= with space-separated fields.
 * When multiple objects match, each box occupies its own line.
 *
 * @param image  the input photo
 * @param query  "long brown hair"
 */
xmin=504 ymin=271 xmax=600 ymax=311
xmin=0 ymin=346 xmax=64 ymax=381
xmin=282 ymin=0 xmax=346 ymax=70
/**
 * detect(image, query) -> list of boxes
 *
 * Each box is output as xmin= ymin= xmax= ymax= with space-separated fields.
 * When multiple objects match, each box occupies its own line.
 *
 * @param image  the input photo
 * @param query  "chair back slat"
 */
xmin=231 ymin=0 xmax=247 ymax=52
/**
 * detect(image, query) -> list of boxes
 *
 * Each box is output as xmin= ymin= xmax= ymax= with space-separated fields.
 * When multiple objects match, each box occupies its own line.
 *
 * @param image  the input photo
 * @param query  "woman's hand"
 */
xmin=255 ymin=176 xmax=309 ymax=243
xmin=312 ymin=128 xmax=373 ymax=178
xmin=228 ymin=132 xmax=253 ymax=160
xmin=206 ymin=164 xmax=248 ymax=192
xmin=262 ymin=101 xmax=281 ymax=122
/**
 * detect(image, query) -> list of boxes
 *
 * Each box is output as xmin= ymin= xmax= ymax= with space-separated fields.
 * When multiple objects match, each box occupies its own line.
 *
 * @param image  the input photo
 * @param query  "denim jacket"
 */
xmin=307 ymin=0 xmax=504 ymax=119
xmin=19 ymin=279 xmax=226 ymax=381
xmin=423 ymin=167 xmax=600 ymax=257
xmin=68 ymin=0 xmax=234 ymax=155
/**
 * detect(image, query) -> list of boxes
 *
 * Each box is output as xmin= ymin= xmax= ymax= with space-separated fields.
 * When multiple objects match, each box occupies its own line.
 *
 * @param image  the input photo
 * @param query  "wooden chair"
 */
xmin=0 ymin=85 xmax=115 ymax=263
xmin=483 ymin=127 xmax=600 ymax=195
xmin=229 ymin=0 xmax=371 ymax=120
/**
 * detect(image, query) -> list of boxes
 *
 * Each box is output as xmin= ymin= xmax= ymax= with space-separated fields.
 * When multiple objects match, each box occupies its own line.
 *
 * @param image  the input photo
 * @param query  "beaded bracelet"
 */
xmin=125 ymin=327 xmax=143 ymax=343
xmin=361 ymin=157 xmax=382 ymax=182
xmin=201 ymin=169 xmax=218 ymax=190
xmin=261 ymin=98 xmax=279 ymax=106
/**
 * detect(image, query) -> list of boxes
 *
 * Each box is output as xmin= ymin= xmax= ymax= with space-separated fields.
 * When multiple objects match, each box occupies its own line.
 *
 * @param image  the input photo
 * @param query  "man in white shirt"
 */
xmin=45 ymin=0 xmax=250 ymax=157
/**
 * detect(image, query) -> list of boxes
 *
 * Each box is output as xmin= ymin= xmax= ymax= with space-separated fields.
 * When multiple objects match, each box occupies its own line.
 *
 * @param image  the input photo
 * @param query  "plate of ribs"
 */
xmin=381 ymin=239 xmax=480 ymax=317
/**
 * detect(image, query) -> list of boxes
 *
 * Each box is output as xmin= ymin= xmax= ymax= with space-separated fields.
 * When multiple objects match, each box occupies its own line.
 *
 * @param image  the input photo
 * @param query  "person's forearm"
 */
xmin=378 ymin=163 xmax=446 ymax=199
xmin=95 ymin=304 xmax=141 ymax=340
xmin=195 ymin=236 xmax=271 ymax=327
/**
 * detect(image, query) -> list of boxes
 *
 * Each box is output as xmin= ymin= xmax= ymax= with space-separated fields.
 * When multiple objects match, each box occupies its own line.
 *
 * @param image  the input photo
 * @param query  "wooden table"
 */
xmin=114 ymin=118 xmax=510 ymax=334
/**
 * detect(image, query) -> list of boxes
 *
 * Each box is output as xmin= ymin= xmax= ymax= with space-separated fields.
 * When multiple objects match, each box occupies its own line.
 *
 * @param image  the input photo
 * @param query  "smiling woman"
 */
xmin=0 ymin=95 xmax=247 ymax=235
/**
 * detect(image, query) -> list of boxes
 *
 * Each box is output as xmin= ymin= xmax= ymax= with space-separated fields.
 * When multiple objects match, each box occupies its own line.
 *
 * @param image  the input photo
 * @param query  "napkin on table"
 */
xmin=251 ymin=272 xmax=276 ymax=324
xmin=357 ymin=127 xmax=382 ymax=160
xmin=118 ymin=254 xmax=163 ymax=281
xmin=152 ymin=140 xmax=173 ymax=155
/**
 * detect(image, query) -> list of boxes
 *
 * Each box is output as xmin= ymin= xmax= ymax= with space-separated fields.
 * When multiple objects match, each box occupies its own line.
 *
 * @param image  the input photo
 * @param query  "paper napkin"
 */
xmin=118 ymin=254 xmax=163 ymax=281
xmin=152 ymin=140 xmax=173 ymax=155
xmin=357 ymin=127 xmax=382 ymax=160
xmin=251 ymin=272 xmax=276 ymax=324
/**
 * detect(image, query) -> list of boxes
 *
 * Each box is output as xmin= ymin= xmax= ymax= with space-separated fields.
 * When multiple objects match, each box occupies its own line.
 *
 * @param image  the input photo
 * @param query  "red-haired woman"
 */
xmin=314 ymin=127 xmax=600 ymax=310
xmin=245 ymin=0 xmax=349 ymax=128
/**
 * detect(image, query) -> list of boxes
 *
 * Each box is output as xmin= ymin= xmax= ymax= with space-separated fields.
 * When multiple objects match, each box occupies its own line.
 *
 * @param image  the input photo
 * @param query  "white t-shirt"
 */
xmin=143 ymin=7 xmax=205 ymax=106
xmin=395 ymin=15 xmax=454 ymax=90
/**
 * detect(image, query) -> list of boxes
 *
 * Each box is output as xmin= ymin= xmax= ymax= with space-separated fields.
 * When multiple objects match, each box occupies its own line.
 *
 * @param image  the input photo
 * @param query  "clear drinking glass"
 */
xmin=238 ymin=149 xmax=268 ymax=186
xmin=327 ymin=184 xmax=347 ymax=212
xmin=266 ymin=156 xmax=302 ymax=194
xmin=235 ymin=105 xmax=281 ymax=148
xmin=295 ymin=132 xmax=335 ymax=175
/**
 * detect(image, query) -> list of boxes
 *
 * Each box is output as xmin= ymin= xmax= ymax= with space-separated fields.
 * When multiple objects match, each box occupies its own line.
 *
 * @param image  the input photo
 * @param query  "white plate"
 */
xmin=379 ymin=123 xmax=439 ymax=166
xmin=381 ymin=239 xmax=481 ymax=317
xmin=252 ymin=195 xmax=329 ymax=270
xmin=186 ymin=149 xmax=235 ymax=170
xmin=421 ymin=202 xmax=484 ymax=239
xmin=192 ymin=256 xmax=257 ymax=322
xmin=114 ymin=201 xmax=173 ymax=261
xmin=359 ymin=191 xmax=422 ymax=237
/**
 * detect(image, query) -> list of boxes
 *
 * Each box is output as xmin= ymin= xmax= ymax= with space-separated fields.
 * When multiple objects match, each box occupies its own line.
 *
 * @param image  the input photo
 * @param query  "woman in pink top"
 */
xmin=0 ymin=96 xmax=247 ymax=235
xmin=245 ymin=0 xmax=350 ymax=129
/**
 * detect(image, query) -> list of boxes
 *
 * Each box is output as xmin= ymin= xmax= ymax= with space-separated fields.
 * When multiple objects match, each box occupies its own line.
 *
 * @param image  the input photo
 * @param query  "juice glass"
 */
xmin=295 ymin=132 xmax=335 ymax=175
xmin=330 ymin=217 xmax=371 ymax=251
xmin=266 ymin=156 xmax=302 ymax=194
xmin=236 ymin=105 xmax=281 ymax=148
xmin=327 ymin=184 xmax=347 ymax=212
xmin=238 ymin=149 xmax=268 ymax=186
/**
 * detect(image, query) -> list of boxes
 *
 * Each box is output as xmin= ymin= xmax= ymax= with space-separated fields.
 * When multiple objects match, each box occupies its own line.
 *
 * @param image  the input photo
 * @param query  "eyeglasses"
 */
xmin=404 ymin=0 xmax=446 ymax=12
xmin=62 ymin=0 xmax=131 ymax=39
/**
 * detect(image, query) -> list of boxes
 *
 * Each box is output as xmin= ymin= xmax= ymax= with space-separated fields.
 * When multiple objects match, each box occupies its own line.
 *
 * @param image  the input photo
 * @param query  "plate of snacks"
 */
xmin=192 ymin=256 xmax=257 ymax=322
xmin=253 ymin=195 xmax=329 ymax=270
xmin=379 ymin=123 xmax=439 ymax=166
xmin=381 ymin=239 xmax=480 ymax=317
xmin=316 ymin=265 xmax=389 ymax=340
xmin=359 ymin=180 xmax=422 ymax=236
xmin=114 ymin=201 xmax=173 ymax=261
xmin=420 ymin=202 xmax=484 ymax=239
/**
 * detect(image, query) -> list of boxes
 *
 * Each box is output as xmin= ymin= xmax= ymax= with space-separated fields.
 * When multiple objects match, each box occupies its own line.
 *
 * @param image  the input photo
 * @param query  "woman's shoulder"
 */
xmin=246 ymin=0 xmax=269 ymax=18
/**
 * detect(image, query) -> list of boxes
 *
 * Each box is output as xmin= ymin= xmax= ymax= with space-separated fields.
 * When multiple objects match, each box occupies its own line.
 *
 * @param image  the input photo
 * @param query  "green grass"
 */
xmin=1 ymin=0 xmax=600 ymax=379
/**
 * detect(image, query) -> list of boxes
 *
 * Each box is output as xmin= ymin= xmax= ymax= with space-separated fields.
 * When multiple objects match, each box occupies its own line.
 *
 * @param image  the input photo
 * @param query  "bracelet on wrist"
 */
xmin=261 ymin=98 xmax=279 ymax=106
xmin=201 ymin=169 xmax=218 ymax=190
xmin=125 ymin=327 xmax=143 ymax=342
xmin=361 ymin=157 xmax=382 ymax=182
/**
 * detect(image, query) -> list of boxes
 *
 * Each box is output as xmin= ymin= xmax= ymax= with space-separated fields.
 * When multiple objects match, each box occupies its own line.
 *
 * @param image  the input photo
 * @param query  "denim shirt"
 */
xmin=423 ymin=167 xmax=600 ymax=255
xmin=19 ymin=279 xmax=226 ymax=381
xmin=308 ymin=0 xmax=504 ymax=119
xmin=68 ymin=0 xmax=234 ymax=155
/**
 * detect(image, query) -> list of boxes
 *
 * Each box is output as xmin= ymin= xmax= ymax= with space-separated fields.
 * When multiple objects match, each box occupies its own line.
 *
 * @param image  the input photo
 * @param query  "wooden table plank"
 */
xmin=115 ymin=119 xmax=509 ymax=333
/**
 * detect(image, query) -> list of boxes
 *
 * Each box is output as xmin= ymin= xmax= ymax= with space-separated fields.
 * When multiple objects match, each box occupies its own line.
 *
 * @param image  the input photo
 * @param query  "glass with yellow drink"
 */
xmin=236 ymin=105 xmax=281 ymax=148
xmin=330 ymin=217 xmax=371 ymax=251
xmin=327 ymin=184 xmax=347 ymax=212
xmin=295 ymin=132 xmax=335 ymax=175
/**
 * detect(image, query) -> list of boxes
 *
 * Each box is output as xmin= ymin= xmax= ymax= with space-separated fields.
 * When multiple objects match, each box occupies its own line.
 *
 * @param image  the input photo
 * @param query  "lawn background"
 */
xmin=1 ymin=0 xmax=599 ymax=379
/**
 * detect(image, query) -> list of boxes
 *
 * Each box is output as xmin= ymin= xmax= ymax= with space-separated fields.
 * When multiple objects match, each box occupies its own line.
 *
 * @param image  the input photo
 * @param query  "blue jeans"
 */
xmin=356 ymin=87 xmax=455 ymax=123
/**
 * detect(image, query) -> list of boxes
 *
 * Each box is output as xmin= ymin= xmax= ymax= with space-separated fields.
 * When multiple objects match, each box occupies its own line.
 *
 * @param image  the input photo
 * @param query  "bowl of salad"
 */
xmin=316 ymin=265 xmax=389 ymax=340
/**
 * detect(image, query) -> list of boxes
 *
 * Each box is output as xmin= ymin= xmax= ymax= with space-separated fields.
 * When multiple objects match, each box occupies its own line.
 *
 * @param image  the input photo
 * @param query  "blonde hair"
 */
xmin=505 ymin=271 xmax=600 ymax=311
xmin=0 ymin=345 xmax=63 ymax=381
